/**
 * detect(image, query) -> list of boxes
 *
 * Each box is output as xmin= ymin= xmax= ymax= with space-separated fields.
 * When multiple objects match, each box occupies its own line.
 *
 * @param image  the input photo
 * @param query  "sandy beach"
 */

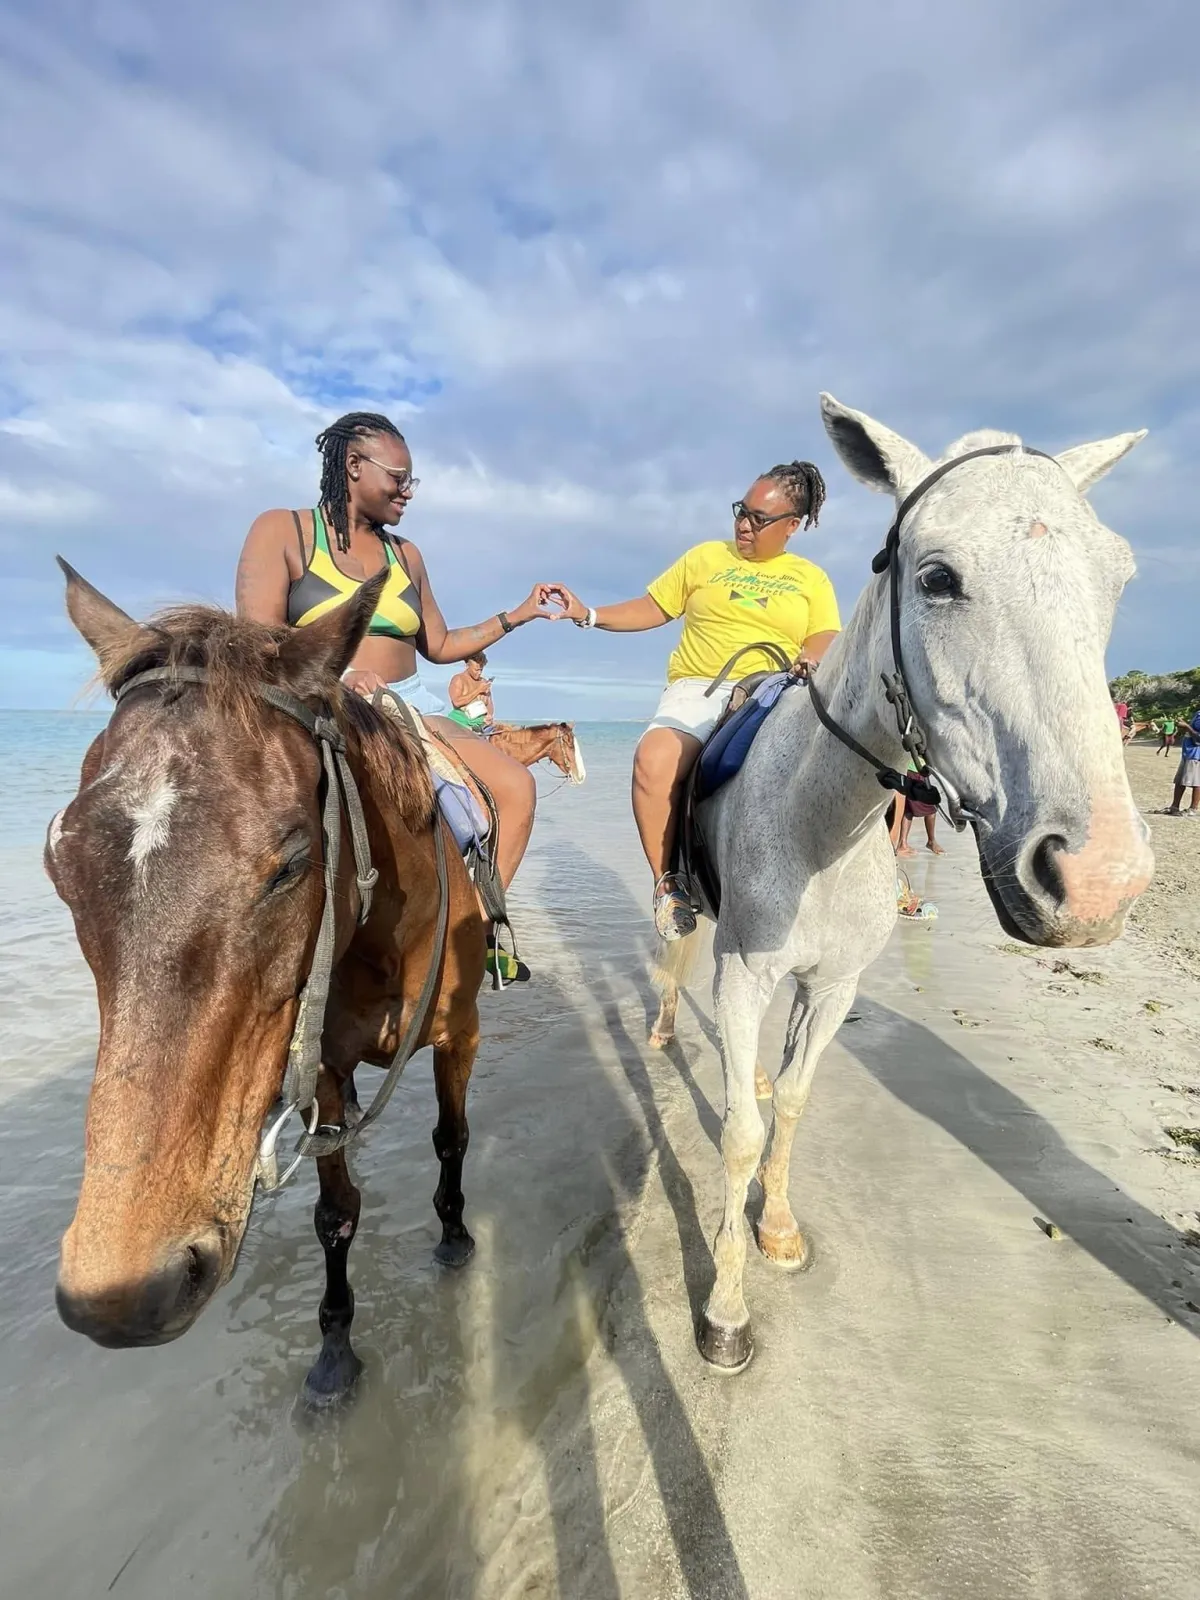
xmin=2 ymin=722 xmax=1198 ymax=1599
xmin=1124 ymin=743 xmax=1200 ymax=981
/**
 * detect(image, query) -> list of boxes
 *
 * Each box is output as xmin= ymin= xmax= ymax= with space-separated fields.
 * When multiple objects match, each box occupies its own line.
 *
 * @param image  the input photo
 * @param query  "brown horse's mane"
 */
xmin=99 ymin=604 xmax=434 ymax=830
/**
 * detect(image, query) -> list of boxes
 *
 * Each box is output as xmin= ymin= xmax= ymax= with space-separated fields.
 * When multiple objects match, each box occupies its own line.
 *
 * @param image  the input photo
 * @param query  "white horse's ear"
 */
xmin=1054 ymin=430 xmax=1147 ymax=494
xmin=819 ymin=393 xmax=933 ymax=498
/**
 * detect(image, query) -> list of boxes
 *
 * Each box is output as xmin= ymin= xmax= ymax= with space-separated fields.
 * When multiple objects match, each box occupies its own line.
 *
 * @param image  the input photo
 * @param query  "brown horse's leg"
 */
xmin=305 ymin=1133 xmax=364 ymax=1406
xmin=432 ymin=1033 xmax=477 ymax=1268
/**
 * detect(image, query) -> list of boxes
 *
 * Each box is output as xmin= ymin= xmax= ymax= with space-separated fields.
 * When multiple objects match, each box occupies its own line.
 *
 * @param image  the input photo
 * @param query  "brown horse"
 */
xmin=488 ymin=721 xmax=586 ymax=782
xmin=46 ymin=562 xmax=486 ymax=1404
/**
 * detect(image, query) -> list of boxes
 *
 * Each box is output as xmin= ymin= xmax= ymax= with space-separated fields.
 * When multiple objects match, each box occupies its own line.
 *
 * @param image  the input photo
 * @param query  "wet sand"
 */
xmin=1124 ymin=743 xmax=1200 ymax=980
xmin=2 ymin=730 xmax=1198 ymax=1598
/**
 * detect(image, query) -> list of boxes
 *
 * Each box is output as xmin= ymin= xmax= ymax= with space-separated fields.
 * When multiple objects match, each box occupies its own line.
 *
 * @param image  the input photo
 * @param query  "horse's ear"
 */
xmin=1055 ymin=430 xmax=1147 ymax=494
xmin=58 ymin=556 xmax=155 ymax=664
xmin=278 ymin=572 xmax=386 ymax=690
xmin=819 ymin=393 xmax=932 ymax=498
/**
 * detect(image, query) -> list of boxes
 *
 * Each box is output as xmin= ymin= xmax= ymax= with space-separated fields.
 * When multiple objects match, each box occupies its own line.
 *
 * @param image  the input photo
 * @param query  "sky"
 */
xmin=1 ymin=0 xmax=1197 ymax=719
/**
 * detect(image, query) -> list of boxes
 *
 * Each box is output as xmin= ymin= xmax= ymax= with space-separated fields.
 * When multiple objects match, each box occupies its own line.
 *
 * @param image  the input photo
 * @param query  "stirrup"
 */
xmin=485 ymin=922 xmax=530 ymax=989
xmin=653 ymin=874 xmax=697 ymax=942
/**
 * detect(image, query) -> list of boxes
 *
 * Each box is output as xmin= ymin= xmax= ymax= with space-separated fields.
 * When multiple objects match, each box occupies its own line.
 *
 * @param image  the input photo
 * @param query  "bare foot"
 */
xmin=897 ymin=845 xmax=916 ymax=857
xmin=927 ymin=842 xmax=945 ymax=855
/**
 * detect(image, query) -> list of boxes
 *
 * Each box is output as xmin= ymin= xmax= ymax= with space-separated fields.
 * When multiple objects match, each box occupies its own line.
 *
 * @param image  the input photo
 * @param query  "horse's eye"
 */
xmin=919 ymin=564 xmax=960 ymax=599
xmin=266 ymin=852 xmax=310 ymax=895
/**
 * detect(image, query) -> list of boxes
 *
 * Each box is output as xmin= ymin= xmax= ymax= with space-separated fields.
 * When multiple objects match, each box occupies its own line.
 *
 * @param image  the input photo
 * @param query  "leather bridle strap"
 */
xmin=113 ymin=664 xmax=448 ymax=1177
xmin=703 ymin=641 xmax=794 ymax=698
xmin=299 ymin=816 xmax=448 ymax=1159
xmin=811 ymin=443 xmax=1062 ymax=811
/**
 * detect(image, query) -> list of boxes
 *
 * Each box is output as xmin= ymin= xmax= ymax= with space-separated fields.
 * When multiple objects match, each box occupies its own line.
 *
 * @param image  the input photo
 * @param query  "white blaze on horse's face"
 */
xmin=568 ymin=728 xmax=586 ymax=784
xmin=821 ymin=393 xmax=1153 ymax=947
xmin=126 ymin=767 xmax=179 ymax=873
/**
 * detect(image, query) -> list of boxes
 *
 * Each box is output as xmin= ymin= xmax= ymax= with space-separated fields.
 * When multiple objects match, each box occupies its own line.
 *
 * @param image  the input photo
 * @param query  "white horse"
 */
xmin=652 ymin=393 xmax=1154 ymax=1371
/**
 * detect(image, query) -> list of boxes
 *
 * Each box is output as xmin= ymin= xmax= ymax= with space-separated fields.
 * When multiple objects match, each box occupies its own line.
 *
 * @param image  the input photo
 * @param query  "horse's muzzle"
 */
xmin=55 ymin=1230 xmax=225 ymax=1348
xmin=976 ymin=816 xmax=1153 ymax=948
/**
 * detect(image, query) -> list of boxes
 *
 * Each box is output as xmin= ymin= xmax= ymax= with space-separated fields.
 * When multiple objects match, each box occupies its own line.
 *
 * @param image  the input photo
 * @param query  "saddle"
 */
xmin=372 ymin=691 xmax=517 ymax=974
xmin=672 ymin=646 xmax=798 ymax=923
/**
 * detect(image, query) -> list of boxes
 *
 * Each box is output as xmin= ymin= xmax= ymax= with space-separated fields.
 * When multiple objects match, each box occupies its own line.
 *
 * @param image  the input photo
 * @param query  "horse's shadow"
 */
xmin=223 ymin=836 xmax=750 ymax=1599
xmin=841 ymin=997 xmax=1200 ymax=1337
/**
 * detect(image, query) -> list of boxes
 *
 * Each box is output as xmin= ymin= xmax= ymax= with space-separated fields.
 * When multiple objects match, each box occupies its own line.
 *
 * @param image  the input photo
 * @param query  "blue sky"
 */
xmin=1 ymin=0 xmax=1196 ymax=719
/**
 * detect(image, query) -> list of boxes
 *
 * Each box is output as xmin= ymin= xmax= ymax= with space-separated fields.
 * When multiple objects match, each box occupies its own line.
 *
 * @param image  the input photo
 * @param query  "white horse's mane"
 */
xmin=937 ymin=427 xmax=1022 ymax=461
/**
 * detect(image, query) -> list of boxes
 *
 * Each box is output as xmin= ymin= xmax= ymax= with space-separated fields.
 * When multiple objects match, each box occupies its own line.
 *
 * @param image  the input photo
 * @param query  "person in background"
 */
xmin=447 ymin=652 xmax=494 ymax=732
xmin=1157 ymin=715 xmax=1178 ymax=756
xmin=1163 ymin=709 xmax=1200 ymax=816
xmin=887 ymin=796 xmax=939 ymax=920
xmin=896 ymin=760 xmax=944 ymax=856
xmin=897 ymin=792 xmax=944 ymax=856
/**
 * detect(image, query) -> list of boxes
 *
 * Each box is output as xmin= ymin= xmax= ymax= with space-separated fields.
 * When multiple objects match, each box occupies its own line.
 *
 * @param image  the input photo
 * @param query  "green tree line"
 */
xmin=1108 ymin=667 xmax=1200 ymax=723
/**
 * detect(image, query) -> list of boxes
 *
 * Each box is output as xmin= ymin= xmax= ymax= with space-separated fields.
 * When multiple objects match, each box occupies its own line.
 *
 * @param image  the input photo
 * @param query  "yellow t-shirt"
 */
xmin=647 ymin=541 xmax=841 ymax=683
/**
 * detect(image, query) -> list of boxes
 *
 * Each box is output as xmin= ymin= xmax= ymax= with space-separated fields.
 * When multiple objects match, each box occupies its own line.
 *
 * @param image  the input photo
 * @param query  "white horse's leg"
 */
xmin=649 ymin=930 xmax=700 ymax=1048
xmin=756 ymin=978 xmax=857 ymax=1268
xmin=698 ymin=953 xmax=773 ymax=1371
xmin=649 ymin=978 xmax=678 ymax=1049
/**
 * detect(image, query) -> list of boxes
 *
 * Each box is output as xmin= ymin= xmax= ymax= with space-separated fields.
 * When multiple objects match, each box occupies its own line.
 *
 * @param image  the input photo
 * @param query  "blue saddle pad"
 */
xmin=433 ymin=774 xmax=489 ymax=857
xmin=697 ymin=673 xmax=789 ymax=800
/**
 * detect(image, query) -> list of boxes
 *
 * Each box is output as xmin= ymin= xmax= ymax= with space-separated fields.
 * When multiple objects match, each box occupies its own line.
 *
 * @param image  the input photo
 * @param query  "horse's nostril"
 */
xmin=1029 ymin=834 xmax=1068 ymax=906
xmin=179 ymin=1234 xmax=223 ymax=1309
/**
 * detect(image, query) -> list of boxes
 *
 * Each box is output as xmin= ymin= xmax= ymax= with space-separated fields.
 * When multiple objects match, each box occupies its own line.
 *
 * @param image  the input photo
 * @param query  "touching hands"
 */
xmin=545 ymin=586 xmax=588 ymax=623
xmin=506 ymin=583 xmax=574 ymax=626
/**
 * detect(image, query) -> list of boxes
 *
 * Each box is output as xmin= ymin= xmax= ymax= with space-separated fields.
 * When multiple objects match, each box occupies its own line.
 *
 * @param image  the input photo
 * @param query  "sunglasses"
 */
xmin=362 ymin=456 xmax=420 ymax=494
xmin=732 ymin=501 xmax=797 ymax=532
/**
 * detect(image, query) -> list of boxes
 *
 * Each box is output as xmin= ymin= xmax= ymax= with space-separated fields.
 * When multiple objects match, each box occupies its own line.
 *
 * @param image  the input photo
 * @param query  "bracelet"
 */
xmin=497 ymin=612 xmax=515 ymax=634
xmin=574 ymin=606 xmax=597 ymax=630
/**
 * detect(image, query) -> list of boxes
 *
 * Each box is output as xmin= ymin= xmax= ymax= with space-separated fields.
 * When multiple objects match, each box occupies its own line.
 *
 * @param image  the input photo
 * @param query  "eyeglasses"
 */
xmin=363 ymin=456 xmax=420 ymax=494
xmin=732 ymin=501 xmax=796 ymax=532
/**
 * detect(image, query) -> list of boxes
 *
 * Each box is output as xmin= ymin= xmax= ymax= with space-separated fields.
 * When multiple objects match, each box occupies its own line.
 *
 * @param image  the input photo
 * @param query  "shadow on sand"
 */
xmin=842 ymin=998 xmax=1200 ymax=1339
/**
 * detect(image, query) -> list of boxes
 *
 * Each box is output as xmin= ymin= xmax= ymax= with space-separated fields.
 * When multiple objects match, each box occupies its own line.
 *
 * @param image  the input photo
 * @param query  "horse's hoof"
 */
xmin=697 ymin=1315 xmax=754 ymax=1372
xmin=434 ymin=1231 xmax=476 ymax=1269
xmin=302 ymin=1344 xmax=364 ymax=1409
xmin=648 ymin=1030 xmax=672 ymax=1050
xmin=754 ymin=1062 xmax=772 ymax=1100
xmin=756 ymin=1225 xmax=811 ymax=1272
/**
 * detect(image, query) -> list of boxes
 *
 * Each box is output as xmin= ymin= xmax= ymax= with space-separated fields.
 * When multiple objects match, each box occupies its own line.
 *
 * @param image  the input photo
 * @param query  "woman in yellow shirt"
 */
xmin=557 ymin=462 xmax=841 ymax=939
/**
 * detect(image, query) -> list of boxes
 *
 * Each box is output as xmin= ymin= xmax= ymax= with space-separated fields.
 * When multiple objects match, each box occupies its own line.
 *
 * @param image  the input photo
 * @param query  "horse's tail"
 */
xmin=652 ymin=928 xmax=702 ymax=996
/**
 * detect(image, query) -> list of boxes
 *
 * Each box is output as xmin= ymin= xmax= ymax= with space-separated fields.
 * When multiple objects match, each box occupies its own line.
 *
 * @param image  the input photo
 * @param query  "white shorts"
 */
xmin=389 ymin=672 xmax=446 ymax=716
xmin=640 ymin=678 xmax=735 ymax=745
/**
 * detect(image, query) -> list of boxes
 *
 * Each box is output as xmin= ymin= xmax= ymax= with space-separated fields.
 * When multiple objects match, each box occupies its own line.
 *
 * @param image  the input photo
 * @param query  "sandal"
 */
xmin=485 ymin=946 xmax=531 ymax=985
xmin=653 ymin=874 xmax=697 ymax=942
xmin=896 ymin=871 xmax=938 ymax=921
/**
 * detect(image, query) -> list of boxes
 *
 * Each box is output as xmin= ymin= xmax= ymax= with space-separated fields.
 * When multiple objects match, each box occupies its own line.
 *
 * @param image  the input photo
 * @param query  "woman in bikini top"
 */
xmin=235 ymin=411 xmax=567 ymax=982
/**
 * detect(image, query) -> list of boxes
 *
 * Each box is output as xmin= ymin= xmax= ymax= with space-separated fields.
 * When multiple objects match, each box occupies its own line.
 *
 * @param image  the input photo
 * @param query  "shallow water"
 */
xmin=0 ymin=714 xmax=665 ymax=1599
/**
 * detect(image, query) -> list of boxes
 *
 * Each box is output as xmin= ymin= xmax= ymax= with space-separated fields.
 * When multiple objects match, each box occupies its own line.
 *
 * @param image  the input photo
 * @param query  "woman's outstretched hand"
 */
xmin=507 ymin=583 xmax=574 ymax=625
xmin=545 ymin=585 xmax=588 ymax=623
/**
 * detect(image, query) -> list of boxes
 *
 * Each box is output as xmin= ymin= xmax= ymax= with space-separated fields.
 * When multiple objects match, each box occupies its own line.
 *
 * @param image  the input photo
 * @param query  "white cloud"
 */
xmin=1 ymin=0 xmax=1198 ymax=712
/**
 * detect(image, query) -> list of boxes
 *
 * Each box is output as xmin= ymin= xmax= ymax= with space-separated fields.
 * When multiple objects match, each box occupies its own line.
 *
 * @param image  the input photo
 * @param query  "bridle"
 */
xmin=551 ymin=724 xmax=584 ymax=785
xmin=113 ymin=665 xmax=449 ymax=1191
xmin=806 ymin=444 xmax=1062 ymax=827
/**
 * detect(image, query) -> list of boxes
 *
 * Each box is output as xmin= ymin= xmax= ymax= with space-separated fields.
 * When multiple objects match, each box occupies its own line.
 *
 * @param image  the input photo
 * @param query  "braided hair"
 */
xmin=314 ymin=411 xmax=406 ymax=552
xmin=762 ymin=461 xmax=826 ymax=530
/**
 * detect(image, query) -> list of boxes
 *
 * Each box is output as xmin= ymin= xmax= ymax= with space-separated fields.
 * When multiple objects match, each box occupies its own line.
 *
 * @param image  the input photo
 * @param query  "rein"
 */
xmin=808 ymin=443 xmax=1061 ymax=824
xmin=114 ymin=665 xmax=449 ymax=1190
